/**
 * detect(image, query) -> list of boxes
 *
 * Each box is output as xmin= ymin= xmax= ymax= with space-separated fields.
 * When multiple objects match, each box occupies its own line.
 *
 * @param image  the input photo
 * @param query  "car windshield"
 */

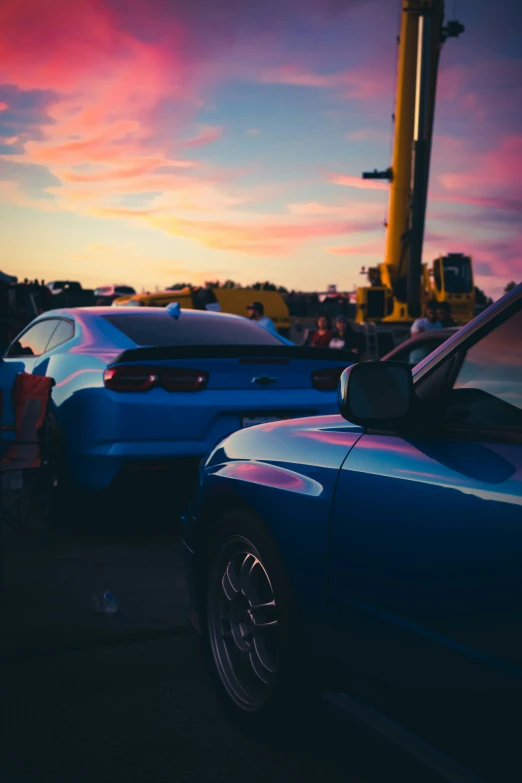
xmin=115 ymin=286 xmax=136 ymax=294
xmin=103 ymin=313 xmax=286 ymax=346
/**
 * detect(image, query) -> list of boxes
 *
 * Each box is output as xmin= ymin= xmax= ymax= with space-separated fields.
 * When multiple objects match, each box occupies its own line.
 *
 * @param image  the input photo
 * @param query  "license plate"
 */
xmin=241 ymin=416 xmax=283 ymax=428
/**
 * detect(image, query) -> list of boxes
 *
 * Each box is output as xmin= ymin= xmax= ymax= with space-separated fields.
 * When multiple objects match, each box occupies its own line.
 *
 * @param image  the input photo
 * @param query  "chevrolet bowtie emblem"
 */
xmin=251 ymin=376 xmax=277 ymax=385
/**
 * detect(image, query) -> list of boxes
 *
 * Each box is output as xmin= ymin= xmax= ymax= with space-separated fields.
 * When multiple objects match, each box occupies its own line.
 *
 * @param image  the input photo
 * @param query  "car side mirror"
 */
xmin=338 ymin=361 xmax=414 ymax=426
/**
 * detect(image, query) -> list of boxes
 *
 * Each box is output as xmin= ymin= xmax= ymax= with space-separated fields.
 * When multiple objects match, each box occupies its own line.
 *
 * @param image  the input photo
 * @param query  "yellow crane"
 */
xmin=356 ymin=0 xmax=474 ymax=333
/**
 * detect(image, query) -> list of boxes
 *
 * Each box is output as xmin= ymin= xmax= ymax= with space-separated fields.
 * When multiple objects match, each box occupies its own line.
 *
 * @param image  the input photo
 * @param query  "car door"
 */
xmin=329 ymin=299 xmax=522 ymax=777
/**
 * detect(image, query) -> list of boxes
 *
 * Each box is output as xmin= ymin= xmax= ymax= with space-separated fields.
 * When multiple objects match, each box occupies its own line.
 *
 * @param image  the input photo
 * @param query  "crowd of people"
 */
xmin=310 ymin=314 xmax=360 ymax=358
xmin=246 ymin=301 xmax=361 ymax=358
xmin=303 ymin=299 xmax=457 ymax=361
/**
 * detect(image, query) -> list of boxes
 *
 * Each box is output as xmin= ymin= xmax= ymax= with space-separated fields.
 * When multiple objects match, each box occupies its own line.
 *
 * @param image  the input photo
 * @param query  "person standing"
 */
xmin=329 ymin=315 xmax=359 ymax=359
xmin=311 ymin=316 xmax=333 ymax=347
xmin=246 ymin=301 xmax=277 ymax=334
xmin=410 ymin=300 xmax=442 ymax=336
xmin=436 ymin=301 xmax=456 ymax=327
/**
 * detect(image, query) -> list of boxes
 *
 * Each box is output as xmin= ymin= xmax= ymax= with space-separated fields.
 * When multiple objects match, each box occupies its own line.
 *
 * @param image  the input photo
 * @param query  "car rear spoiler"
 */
xmin=112 ymin=345 xmax=356 ymax=364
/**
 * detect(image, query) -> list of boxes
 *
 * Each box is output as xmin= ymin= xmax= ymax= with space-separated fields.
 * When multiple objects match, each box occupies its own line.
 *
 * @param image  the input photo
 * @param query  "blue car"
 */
xmin=182 ymin=283 xmax=522 ymax=783
xmin=0 ymin=307 xmax=353 ymax=495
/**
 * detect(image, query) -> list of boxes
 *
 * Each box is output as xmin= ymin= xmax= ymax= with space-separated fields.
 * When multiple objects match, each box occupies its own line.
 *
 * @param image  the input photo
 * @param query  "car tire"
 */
xmin=203 ymin=510 xmax=321 ymax=742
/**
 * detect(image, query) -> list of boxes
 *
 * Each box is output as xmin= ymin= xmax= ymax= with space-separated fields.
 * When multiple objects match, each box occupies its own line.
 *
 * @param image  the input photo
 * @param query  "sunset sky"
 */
xmin=1 ymin=0 xmax=521 ymax=299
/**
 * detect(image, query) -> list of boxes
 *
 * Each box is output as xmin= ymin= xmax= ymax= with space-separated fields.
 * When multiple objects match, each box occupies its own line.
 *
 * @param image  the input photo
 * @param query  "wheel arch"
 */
xmin=191 ymin=490 xmax=267 ymax=616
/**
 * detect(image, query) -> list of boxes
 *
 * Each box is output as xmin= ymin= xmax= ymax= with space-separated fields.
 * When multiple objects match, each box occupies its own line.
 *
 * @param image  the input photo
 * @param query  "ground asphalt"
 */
xmin=0 ymin=495 xmax=443 ymax=783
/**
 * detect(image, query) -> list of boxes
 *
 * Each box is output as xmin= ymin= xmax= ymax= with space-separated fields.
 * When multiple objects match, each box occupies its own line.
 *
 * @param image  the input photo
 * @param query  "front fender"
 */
xmin=190 ymin=415 xmax=363 ymax=640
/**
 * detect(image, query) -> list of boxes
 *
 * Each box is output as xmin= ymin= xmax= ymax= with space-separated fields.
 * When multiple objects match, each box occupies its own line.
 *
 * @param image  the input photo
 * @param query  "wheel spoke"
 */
xmin=239 ymin=553 xmax=256 ymax=597
xmin=249 ymin=600 xmax=278 ymax=629
xmin=221 ymin=561 xmax=240 ymax=601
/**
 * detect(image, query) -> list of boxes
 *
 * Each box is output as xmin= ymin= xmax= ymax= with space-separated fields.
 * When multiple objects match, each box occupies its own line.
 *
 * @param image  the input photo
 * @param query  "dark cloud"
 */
xmin=104 ymin=0 xmax=369 ymax=74
xmin=0 ymin=159 xmax=61 ymax=199
xmin=0 ymin=84 xmax=58 ymax=152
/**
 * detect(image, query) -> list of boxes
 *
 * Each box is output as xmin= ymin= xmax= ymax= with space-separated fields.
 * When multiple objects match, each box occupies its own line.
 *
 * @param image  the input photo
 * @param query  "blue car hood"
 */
xmin=205 ymin=413 xmax=364 ymax=472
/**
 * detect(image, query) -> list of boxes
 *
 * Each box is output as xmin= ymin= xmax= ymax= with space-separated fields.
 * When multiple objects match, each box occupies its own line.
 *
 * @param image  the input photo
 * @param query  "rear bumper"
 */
xmin=67 ymin=449 xmax=202 ymax=492
xmin=66 ymin=393 xmax=339 ymax=491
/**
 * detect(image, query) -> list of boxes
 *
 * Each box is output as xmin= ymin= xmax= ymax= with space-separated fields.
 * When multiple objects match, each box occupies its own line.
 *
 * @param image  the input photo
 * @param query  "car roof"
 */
xmin=40 ymin=306 xmax=248 ymax=323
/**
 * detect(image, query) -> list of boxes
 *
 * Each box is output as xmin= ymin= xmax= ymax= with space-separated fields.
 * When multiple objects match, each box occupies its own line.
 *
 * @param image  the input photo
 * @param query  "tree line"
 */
xmin=168 ymin=280 xmax=290 ymax=293
xmin=167 ymin=280 xmax=518 ymax=304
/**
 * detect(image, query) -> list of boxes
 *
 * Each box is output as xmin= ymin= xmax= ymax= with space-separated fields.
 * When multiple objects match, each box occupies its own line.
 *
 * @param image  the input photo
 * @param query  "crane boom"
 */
xmin=357 ymin=0 xmax=466 ymax=328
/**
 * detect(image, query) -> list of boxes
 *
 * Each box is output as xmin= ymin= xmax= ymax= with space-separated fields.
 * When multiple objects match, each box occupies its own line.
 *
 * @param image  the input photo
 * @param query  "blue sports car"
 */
xmin=182 ymin=283 xmax=522 ymax=783
xmin=0 ymin=307 xmax=354 ymax=495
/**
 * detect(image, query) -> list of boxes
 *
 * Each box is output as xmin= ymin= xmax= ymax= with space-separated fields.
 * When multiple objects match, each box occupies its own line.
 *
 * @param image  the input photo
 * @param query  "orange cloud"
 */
xmin=147 ymin=213 xmax=371 ymax=256
xmin=61 ymin=159 xmax=194 ymax=183
xmin=287 ymin=201 xmax=384 ymax=222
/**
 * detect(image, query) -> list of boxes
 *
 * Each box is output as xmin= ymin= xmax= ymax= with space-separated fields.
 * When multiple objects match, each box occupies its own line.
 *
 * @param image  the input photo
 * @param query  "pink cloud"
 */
xmin=288 ymin=201 xmax=346 ymax=215
xmin=325 ymin=240 xmax=383 ymax=256
xmin=0 ymin=0 xmax=225 ymax=203
xmin=438 ymin=59 xmax=522 ymax=127
xmin=333 ymin=133 xmax=522 ymax=221
xmin=259 ymin=65 xmax=390 ymax=99
xmin=247 ymin=128 xmax=261 ymax=135
xmin=182 ymin=125 xmax=224 ymax=148
xmin=438 ymin=135 xmax=522 ymax=198
xmin=0 ymin=102 xmax=8 ymax=111
xmin=329 ymin=173 xmax=388 ymax=191
xmin=433 ymin=193 xmax=522 ymax=213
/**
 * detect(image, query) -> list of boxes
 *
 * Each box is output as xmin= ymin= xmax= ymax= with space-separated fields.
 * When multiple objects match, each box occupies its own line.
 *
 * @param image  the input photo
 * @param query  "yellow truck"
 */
xmin=113 ymin=287 xmax=293 ymax=336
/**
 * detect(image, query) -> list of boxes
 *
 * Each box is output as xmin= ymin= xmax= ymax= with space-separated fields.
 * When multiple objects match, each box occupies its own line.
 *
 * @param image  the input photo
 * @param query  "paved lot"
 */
xmin=0 ymin=509 xmax=443 ymax=783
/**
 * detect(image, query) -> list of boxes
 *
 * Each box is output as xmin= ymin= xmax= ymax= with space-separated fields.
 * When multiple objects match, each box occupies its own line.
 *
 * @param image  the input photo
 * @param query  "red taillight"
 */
xmin=104 ymin=366 xmax=208 ymax=392
xmin=104 ymin=366 xmax=158 ymax=391
xmin=160 ymin=369 xmax=208 ymax=391
xmin=311 ymin=366 xmax=345 ymax=391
